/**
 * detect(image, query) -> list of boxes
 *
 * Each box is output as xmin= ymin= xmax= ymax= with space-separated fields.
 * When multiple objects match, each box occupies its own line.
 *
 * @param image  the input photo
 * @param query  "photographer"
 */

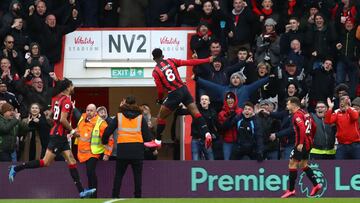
xmin=255 ymin=18 xmax=280 ymax=67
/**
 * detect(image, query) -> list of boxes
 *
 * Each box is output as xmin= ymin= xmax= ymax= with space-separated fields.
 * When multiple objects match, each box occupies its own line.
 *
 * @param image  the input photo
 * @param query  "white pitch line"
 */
xmin=103 ymin=199 xmax=127 ymax=203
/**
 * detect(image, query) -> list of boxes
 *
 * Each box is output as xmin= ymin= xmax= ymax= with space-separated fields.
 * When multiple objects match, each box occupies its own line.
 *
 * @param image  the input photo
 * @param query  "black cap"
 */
xmin=225 ymin=92 xmax=236 ymax=100
xmin=285 ymin=58 xmax=296 ymax=66
xmin=152 ymin=48 xmax=163 ymax=60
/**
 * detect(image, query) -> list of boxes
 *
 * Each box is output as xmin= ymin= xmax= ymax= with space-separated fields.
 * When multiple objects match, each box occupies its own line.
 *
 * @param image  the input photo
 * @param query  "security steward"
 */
xmin=75 ymin=103 xmax=114 ymax=197
xmin=102 ymin=95 xmax=151 ymax=198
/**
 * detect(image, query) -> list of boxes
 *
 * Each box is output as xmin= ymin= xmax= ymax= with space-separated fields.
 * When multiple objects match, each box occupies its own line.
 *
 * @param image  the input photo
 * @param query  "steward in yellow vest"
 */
xmin=102 ymin=95 xmax=152 ymax=198
xmin=75 ymin=104 xmax=114 ymax=198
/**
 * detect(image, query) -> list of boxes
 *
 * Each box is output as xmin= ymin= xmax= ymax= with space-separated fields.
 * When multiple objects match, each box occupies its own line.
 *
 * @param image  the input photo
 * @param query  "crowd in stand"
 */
xmin=0 ymin=0 xmax=360 ymax=162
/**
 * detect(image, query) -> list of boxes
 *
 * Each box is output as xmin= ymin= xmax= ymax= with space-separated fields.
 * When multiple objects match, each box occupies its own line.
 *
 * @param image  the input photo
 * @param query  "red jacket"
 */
xmin=218 ymin=92 xmax=243 ymax=143
xmin=324 ymin=107 xmax=360 ymax=144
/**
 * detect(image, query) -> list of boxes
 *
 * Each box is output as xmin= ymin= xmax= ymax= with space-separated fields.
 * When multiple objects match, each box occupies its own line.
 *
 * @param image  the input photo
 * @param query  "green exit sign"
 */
xmin=111 ymin=68 xmax=144 ymax=78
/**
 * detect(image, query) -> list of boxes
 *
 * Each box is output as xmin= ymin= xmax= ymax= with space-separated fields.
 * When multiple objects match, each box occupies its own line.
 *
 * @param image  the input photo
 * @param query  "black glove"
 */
xmin=156 ymin=99 xmax=164 ymax=105
xmin=256 ymin=153 xmax=264 ymax=162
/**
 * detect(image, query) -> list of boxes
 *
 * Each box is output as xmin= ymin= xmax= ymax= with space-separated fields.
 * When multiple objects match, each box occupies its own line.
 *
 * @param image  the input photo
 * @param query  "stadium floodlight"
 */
xmin=85 ymin=60 xmax=156 ymax=68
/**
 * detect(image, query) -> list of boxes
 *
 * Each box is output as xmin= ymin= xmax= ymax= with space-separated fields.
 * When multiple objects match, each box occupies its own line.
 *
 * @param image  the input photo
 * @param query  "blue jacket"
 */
xmin=196 ymin=76 xmax=269 ymax=107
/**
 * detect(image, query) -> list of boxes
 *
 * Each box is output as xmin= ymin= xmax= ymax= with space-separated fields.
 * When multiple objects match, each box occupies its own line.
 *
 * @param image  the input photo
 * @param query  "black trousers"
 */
xmin=112 ymin=159 xmax=143 ymax=198
xmin=86 ymin=157 xmax=98 ymax=198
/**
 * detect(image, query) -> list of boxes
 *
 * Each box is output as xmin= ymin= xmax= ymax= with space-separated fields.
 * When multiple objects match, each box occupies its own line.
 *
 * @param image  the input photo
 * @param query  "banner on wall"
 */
xmin=64 ymin=29 xmax=193 ymax=61
xmin=1 ymin=161 xmax=360 ymax=198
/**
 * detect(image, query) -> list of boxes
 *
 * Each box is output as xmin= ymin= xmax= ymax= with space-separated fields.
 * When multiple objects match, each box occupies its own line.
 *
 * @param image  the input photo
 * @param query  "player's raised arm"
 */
xmin=170 ymin=56 xmax=214 ymax=67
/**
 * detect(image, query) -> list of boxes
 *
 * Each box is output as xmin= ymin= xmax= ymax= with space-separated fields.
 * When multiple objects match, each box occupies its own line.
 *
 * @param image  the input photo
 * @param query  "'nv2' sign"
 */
xmin=103 ymin=31 xmax=151 ymax=59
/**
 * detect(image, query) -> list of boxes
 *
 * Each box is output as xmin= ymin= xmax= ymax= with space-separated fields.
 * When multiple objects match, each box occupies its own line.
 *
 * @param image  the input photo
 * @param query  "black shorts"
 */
xmin=163 ymin=86 xmax=194 ymax=111
xmin=290 ymin=146 xmax=310 ymax=161
xmin=47 ymin=135 xmax=71 ymax=155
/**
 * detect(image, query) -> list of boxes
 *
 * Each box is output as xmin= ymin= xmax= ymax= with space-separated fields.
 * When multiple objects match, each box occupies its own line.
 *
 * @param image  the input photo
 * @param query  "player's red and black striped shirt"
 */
xmin=292 ymin=109 xmax=316 ymax=151
xmin=50 ymin=94 xmax=73 ymax=137
xmin=152 ymin=57 xmax=210 ymax=100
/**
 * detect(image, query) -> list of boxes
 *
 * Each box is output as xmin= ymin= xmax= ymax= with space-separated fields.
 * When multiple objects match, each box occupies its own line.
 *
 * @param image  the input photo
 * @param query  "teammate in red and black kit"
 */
xmin=281 ymin=97 xmax=322 ymax=198
xmin=8 ymin=78 xmax=96 ymax=198
xmin=144 ymin=48 xmax=215 ymax=148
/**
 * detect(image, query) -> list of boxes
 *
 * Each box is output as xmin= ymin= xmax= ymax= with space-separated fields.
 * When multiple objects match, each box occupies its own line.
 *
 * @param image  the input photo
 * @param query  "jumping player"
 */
xmin=144 ymin=48 xmax=214 ymax=148
xmin=8 ymin=78 xmax=96 ymax=198
xmin=281 ymin=97 xmax=322 ymax=198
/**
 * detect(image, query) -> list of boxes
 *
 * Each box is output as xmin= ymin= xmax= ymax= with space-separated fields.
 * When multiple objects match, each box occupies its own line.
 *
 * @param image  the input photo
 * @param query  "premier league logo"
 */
xmin=298 ymin=163 xmax=327 ymax=197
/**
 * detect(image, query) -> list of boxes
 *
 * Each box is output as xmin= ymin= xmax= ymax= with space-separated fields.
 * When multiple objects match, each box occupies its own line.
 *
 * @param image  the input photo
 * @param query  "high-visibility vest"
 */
xmin=77 ymin=114 xmax=105 ymax=154
xmin=90 ymin=117 xmax=105 ymax=154
xmin=117 ymin=113 xmax=143 ymax=143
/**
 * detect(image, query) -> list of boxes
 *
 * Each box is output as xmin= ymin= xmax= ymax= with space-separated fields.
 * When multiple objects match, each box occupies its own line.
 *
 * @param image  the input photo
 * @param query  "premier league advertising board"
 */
xmin=1 ymin=161 xmax=360 ymax=198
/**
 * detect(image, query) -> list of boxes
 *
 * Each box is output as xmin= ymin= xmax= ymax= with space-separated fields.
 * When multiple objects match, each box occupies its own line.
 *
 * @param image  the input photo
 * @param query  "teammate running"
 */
xmin=144 ymin=48 xmax=214 ymax=148
xmin=281 ymin=97 xmax=322 ymax=198
xmin=8 ymin=78 xmax=96 ymax=198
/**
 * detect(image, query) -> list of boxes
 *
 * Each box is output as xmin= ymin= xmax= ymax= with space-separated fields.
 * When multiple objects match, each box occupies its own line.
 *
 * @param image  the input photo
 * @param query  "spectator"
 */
xmin=231 ymin=47 xmax=257 ymax=84
xmin=28 ymin=8 xmax=79 ymax=67
xmin=0 ymin=57 xmax=20 ymax=92
xmin=277 ymin=59 xmax=307 ymax=102
xmin=179 ymin=95 xmax=219 ymax=160
xmin=118 ymin=0 xmax=149 ymax=27
xmin=278 ymin=81 xmax=300 ymax=111
xmin=178 ymin=0 xmax=202 ymax=27
xmin=335 ymin=17 xmax=359 ymax=99
xmin=232 ymin=101 xmax=264 ymax=161
xmin=218 ymin=92 xmax=243 ymax=160
xmin=257 ymin=99 xmax=280 ymax=160
xmin=325 ymin=96 xmax=360 ymax=159
xmin=16 ymin=75 xmax=58 ymax=117
xmin=251 ymin=0 xmax=279 ymax=23
xmin=195 ymin=71 xmax=270 ymax=108
xmin=0 ymin=102 xmax=28 ymax=162
xmin=0 ymin=79 xmax=19 ymax=110
xmin=101 ymin=95 xmax=152 ymax=198
xmin=266 ymin=107 xmax=295 ymax=159
xmin=78 ymin=0 xmax=99 ymax=27
xmin=255 ymin=18 xmax=281 ymax=67
xmin=227 ymin=0 xmax=255 ymax=61
xmin=0 ymin=0 xmax=23 ymax=39
xmin=308 ymin=58 xmax=335 ymax=112
xmin=97 ymin=105 xmax=112 ymax=124
xmin=190 ymin=22 xmax=213 ymax=60
xmin=333 ymin=83 xmax=349 ymax=110
xmin=300 ymin=2 xmax=320 ymax=31
xmin=280 ymin=17 xmax=305 ymax=58
xmin=305 ymin=13 xmax=337 ymax=69
xmin=140 ymin=103 xmax=158 ymax=160
xmin=309 ymin=101 xmax=336 ymax=160
xmin=285 ymin=39 xmax=307 ymax=74
xmin=334 ymin=0 xmax=357 ymax=31
xmin=251 ymin=62 xmax=277 ymax=102
xmin=147 ymin=0 xmax=177 ymax=27
xmin=1 ymin=34 xmax=24 ymax=74
xmin=20 ymin=103 xmax=51 ymax=161
xmin=99 ymin=0 xmax=119 ymax=27
xmin=26 ymin=42 xmax=52 ymax=74
xmin=2 ymin=17 xmax=31 ymax=55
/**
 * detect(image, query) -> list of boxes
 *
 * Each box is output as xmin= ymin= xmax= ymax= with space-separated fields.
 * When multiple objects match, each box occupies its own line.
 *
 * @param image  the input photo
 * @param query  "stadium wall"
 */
xmin=1 ymin=161 xmax=360 ymax=198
